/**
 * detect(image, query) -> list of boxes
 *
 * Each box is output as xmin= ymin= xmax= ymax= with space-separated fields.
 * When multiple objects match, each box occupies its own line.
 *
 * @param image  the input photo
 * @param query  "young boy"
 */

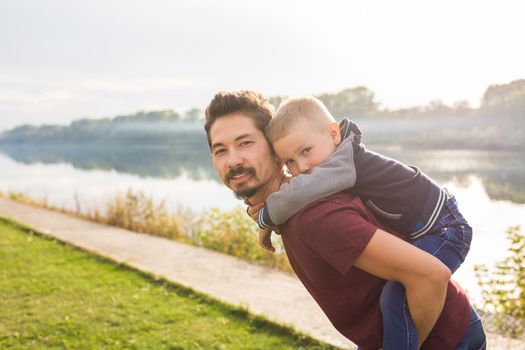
xmin=248 ymin=96 xmax=473 ymax=347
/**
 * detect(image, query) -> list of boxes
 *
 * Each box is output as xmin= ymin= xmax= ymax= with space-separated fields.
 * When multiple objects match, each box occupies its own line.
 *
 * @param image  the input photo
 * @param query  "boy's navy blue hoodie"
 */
xmin=258 ymin=118 xmax=448 ymax=239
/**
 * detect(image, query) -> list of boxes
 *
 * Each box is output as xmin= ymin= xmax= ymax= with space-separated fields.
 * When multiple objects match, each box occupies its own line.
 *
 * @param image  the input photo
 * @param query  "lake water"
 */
xmin=1 ymin=144 xmax=524 ymax=304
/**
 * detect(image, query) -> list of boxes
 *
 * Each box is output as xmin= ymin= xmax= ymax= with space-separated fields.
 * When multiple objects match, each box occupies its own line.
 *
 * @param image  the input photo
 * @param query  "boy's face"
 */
xmin=272 ymin=118 xmax=341 ymax=176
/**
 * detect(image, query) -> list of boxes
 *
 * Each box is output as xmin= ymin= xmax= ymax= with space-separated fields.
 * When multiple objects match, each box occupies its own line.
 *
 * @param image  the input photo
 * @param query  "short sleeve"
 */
xmin=298 ymin=199 xmax=378 ymax=276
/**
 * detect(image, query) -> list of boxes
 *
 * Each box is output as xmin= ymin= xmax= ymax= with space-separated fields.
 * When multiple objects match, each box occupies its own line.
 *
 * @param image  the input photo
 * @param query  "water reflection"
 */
xmin=1 ymin=144 xmax=525 ymax=203
xmin=0 ymin=144 xmax=219 ymax=182
xmin=373 ymin=146 xmax=525 ymax=204
xmin=0 ymin=152 xmax=240 ymax=213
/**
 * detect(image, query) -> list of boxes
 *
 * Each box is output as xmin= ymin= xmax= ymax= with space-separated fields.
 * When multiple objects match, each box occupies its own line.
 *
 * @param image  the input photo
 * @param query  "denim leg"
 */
xmin=412 ymin=233 xmax=465 ymax=273
xmin=381 ymin=196 xmax=474 ymax=349
xmin=380 ymin=285 xmax=487 ymax=350
xmin=412 ymin=195 xmax=473 ymax=273
xmin=380 ymin=281 xmax=418 ymax=350
xmin=454 ymin=307 xmax=487 ymax=350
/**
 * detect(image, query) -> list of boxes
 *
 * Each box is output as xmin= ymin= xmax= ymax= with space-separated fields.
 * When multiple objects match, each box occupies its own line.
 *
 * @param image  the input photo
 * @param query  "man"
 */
xmin=204 ymin=90 xmax=485 ymax=349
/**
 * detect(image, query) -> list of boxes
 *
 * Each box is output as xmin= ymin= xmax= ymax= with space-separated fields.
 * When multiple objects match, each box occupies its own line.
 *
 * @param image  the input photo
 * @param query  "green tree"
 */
xmin=183 ymin=108 xmax=203 ymax=122
xmin=317 ymin=86 xmax=379 ymax=118
xmin=475 ymin=225 xmax=525 ymax=337
xmin=481 ymin=79 xmax=525 ymax=117
xmin=268 ymin=95 xmax=287 ymax=109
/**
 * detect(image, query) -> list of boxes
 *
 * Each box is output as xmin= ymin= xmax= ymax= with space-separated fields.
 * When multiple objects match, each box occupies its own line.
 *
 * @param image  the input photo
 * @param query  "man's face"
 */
xmin=209 ymin=113 xmax=279 ymax=199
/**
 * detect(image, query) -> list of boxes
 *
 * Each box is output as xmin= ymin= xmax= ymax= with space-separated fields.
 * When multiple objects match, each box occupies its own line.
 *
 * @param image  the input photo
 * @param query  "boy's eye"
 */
xmin=301 ymin=147 xmax=312 ymax=156
xmin=285 ymin=160 xmax=295 ymax=167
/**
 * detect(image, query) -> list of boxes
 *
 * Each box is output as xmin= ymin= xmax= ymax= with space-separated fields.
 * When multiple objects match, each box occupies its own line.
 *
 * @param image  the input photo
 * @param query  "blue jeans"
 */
xmin=412 ymin=194 xmax=473 ymax=274
xmin=377 ymin=283 xmax=486 ymax=349
xmin=381 ymin=194 xmax=475 ymax=349
xmin=455 ymin=307 xmax=486 ymax=350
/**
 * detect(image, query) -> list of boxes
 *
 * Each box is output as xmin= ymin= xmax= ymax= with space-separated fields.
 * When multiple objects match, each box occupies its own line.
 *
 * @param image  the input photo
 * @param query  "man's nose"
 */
xmin=226 ymin=149 xmax=243 ymax=168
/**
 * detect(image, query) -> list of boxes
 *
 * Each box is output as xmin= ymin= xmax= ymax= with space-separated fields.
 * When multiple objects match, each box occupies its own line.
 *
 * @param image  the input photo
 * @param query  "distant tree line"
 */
xmin=0 ymin=79 xmax=523 ymax=149
xmin=480 ymin=79 xmax=525 ymax=117
xmin=270 ymin=79 xmax=525 ymax=119
xmin=0 ymin=108 xmax=208 ymax=147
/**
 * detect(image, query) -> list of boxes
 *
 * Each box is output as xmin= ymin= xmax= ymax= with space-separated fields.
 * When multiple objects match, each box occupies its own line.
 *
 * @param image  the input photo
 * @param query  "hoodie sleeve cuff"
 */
xmin=258 ymin=206 xmax=275 ymax=229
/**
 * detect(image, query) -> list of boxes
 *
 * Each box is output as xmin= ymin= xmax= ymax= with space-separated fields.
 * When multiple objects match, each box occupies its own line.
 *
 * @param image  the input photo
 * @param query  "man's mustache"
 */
xmin=226 ymin=166 xmax=255 ymax=181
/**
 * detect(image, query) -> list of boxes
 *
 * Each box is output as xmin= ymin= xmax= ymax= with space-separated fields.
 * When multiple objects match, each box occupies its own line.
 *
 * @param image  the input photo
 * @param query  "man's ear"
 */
xmin=329 ymin=122 xmax=342 ymax=145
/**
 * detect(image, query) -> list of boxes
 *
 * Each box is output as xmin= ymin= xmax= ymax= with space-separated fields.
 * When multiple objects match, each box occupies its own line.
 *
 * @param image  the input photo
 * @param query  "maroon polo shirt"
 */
xmin=279 ymin=192 xmax=470 ymax=350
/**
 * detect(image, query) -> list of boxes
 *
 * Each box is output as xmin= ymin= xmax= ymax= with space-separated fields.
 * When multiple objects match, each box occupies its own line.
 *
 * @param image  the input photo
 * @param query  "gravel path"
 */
xmin=1 ymin=198 xmax=523 ymax=349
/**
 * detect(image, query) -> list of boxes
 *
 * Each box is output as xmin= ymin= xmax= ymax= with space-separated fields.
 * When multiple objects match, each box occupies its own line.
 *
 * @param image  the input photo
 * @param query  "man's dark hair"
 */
xmin=204 ymin=90 xmax=274 ymax=147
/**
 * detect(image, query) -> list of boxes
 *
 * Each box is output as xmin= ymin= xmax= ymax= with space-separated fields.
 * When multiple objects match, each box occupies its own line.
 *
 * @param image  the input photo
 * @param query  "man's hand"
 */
xmin=258 ymin=228 xmax=275 ymax=253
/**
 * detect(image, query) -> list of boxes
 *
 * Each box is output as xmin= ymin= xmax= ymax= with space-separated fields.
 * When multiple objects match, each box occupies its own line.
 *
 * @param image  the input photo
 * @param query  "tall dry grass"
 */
xmin=1 ymin=190 xmax=292 ymax=273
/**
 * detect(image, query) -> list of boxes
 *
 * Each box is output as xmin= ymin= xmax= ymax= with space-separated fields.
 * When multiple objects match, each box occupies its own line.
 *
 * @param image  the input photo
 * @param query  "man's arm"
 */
xmin=353 ymin=229 xmax=451 ymax=348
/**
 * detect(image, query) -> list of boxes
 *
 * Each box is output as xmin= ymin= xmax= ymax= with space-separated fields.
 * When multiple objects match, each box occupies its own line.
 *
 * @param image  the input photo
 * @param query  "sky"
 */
xmin=1 ymin=0 xmax=524 ymax=131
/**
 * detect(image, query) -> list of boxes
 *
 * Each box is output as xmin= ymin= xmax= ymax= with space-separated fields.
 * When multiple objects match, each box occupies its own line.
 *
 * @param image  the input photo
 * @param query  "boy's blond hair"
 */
xmin=265 ymin=96 xmax=335 ymax=143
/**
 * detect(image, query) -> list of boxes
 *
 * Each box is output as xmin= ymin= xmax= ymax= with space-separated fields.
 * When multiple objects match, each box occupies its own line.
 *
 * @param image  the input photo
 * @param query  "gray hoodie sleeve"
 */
xmin=258 ymin=136 xmax=357 ymax=228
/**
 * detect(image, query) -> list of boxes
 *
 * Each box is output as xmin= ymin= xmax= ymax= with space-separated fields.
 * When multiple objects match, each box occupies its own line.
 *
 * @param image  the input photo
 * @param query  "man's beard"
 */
xmin=226 ymin=166 xmax=262 ymax=199
xmin=233 ymin=186 xmax=261 ymax=200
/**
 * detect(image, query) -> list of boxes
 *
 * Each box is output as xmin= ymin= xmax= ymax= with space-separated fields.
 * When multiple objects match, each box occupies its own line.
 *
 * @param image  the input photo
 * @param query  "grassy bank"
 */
xmin=0 ymin=218 xmax=336 ymax=349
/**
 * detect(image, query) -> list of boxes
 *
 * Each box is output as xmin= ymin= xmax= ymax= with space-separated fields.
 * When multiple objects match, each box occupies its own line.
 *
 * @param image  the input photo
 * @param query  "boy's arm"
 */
xmin=259 ymin=137 xmax=357 ymax=228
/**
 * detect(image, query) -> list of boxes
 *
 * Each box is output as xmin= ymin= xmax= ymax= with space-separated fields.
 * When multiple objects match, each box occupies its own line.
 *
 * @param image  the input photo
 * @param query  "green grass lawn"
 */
xmin=0 ymin=219 xmax=337 ymax=350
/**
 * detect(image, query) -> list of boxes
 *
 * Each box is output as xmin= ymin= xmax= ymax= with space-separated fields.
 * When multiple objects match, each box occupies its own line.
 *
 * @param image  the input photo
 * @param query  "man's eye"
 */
xmin=214 ymin=149 xmax=226 ymax=156
xmin=240 ymin=140 xmax=253 ymax=147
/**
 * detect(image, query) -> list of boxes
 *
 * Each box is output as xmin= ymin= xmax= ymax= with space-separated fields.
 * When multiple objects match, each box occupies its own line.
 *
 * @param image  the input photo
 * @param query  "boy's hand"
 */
xmin=246 ymin=202 xmax=264 ymax=223
xmin=258 ymin=227 xmax=275 ymax=253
